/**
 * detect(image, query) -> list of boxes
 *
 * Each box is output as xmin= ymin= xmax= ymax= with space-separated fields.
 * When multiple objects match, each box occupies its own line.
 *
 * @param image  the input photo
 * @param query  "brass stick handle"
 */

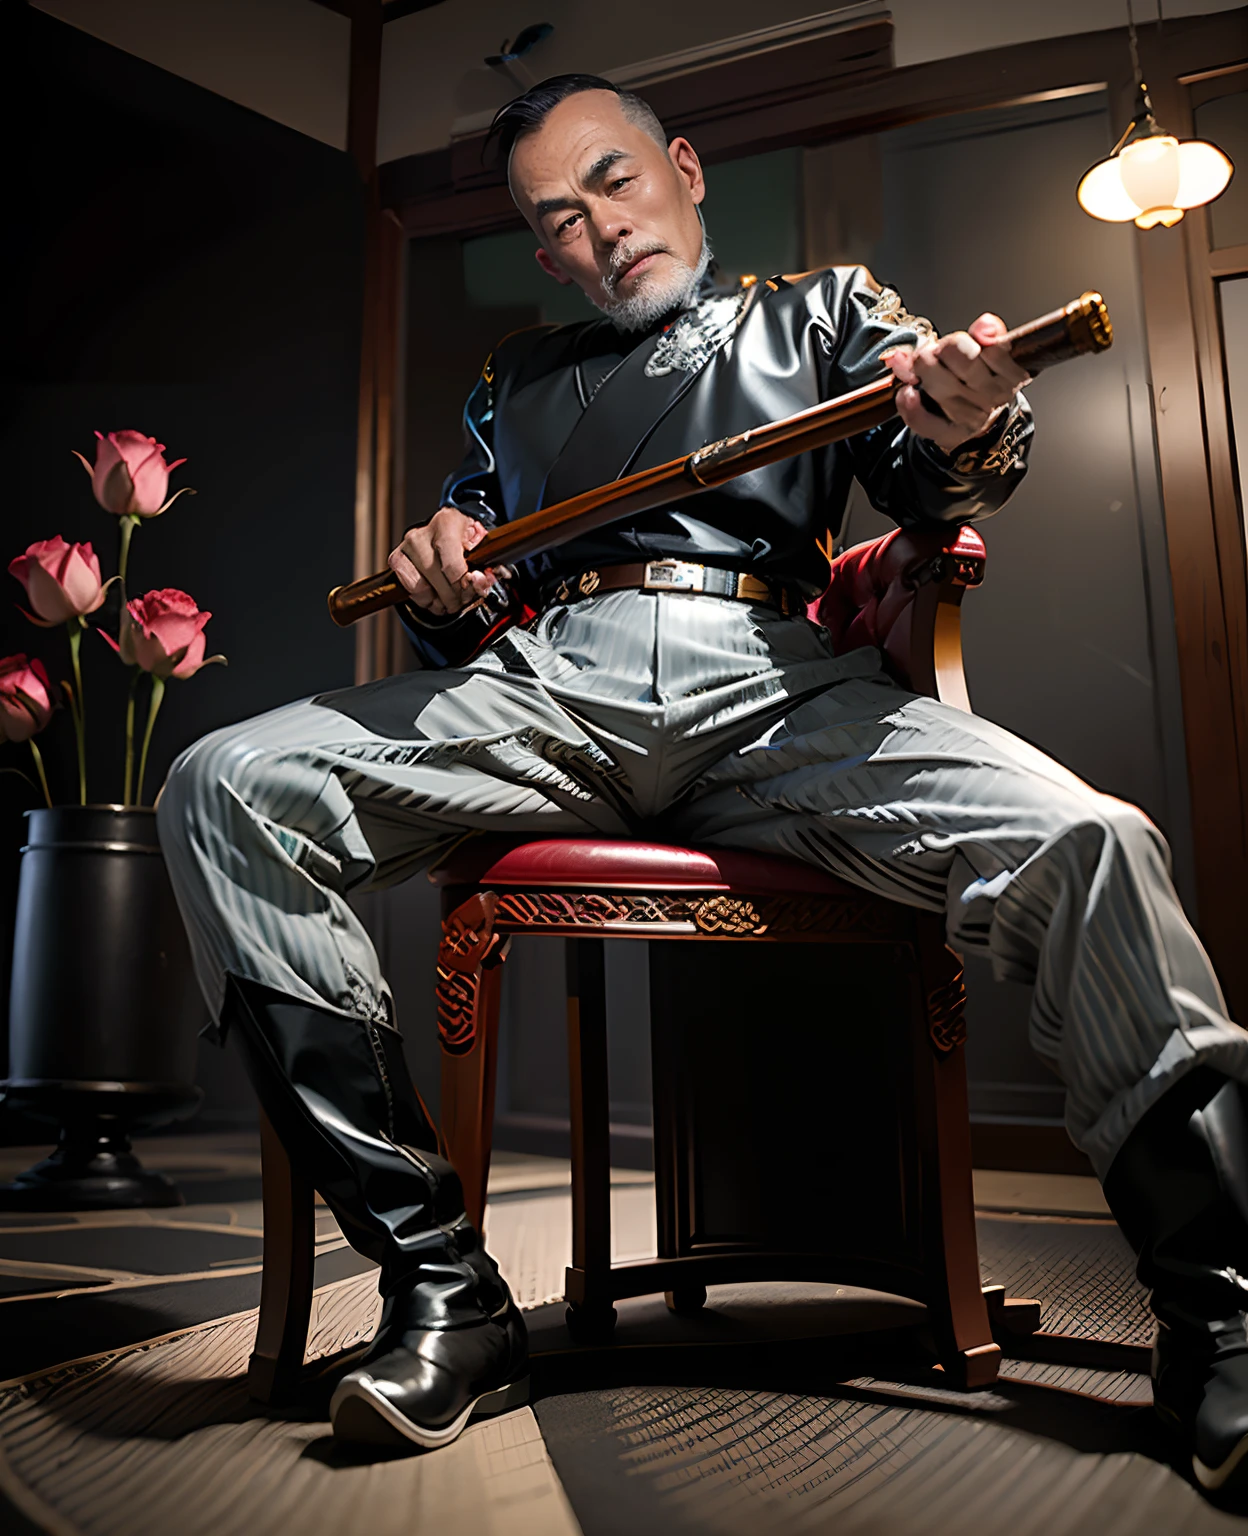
xmin=326 ymin=569 xmax=408 ymax=629
xmin=1006 ymin=290 xmax=1112 ymax=373
xmin=328 ymin=291 xmax=1111 ymax=627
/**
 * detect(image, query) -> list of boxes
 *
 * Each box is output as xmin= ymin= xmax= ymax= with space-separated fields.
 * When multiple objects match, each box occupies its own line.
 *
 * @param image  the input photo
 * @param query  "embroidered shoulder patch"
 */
xmin=867 ymin=286 xmax=936 ymax=342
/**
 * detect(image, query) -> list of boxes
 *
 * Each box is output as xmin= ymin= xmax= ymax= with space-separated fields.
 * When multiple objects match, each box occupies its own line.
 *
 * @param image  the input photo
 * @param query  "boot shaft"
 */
xmin=1104 ymin=1067 xmax=1248 ymax=1331
xmin=222 ymin=974 xmax=507 ymax=1325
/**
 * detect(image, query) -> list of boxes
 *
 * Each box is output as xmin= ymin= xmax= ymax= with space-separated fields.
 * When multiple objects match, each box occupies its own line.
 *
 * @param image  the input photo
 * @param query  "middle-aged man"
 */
xmin=159 ymin=76 xmax=1248 ymax=1486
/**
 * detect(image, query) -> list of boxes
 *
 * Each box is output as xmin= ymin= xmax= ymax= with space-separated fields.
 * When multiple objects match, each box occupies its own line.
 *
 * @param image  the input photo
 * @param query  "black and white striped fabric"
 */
xmin=157 ymin=589 xmax=1248 ymax=1177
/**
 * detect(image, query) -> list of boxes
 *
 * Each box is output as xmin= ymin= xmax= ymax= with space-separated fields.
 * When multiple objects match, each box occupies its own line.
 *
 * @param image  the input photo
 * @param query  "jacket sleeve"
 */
xmin=822 ymin=267 xmax=1033 ymax=529
xmin=438 ymin=357 xmax=503 ymax=529
xmin=398 ymin=353 xmax=506 ymax=662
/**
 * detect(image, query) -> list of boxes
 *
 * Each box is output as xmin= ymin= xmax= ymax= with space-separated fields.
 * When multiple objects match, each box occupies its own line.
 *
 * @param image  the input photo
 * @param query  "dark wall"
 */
xmin=2 ymin=7 xmax=361 ymax=1126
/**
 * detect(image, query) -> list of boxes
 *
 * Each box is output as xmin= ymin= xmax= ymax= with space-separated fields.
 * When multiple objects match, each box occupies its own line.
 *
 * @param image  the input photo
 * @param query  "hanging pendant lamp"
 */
xmin=1077 ymin=1 xmax=1233 ymax=229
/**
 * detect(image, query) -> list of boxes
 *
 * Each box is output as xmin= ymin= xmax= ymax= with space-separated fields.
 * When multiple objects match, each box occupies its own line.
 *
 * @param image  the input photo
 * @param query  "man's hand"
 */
xmin=389 ymin=507 xmax=496 ymax=616
xmin=883 ymin=314 xmax=1031 ymax=455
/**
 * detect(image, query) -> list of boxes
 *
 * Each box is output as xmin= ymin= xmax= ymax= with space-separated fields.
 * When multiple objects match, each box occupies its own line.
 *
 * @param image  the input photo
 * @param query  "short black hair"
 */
xmin=485 ymin=74 xmax=667 ymax=168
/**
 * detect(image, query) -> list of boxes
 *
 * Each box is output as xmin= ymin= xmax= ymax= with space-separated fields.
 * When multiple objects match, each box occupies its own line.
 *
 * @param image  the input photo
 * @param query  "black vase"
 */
xmin=0 ymin=805 xmax=204 ymax=1208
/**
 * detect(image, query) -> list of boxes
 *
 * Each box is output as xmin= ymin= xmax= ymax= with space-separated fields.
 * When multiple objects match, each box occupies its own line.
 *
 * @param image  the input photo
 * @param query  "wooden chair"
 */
xmin=248 ymin=523 xmax=1040 ymax=1404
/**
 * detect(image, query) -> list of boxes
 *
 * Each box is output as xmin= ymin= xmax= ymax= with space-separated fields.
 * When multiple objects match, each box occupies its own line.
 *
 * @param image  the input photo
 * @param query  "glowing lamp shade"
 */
xmin=1078 ymin=134 xmax=1234 ymax=228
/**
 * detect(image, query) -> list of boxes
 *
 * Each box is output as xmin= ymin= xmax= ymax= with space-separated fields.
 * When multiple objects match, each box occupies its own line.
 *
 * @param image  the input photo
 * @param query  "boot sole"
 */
xmin=1157 ymin=1401 xmax=1248 ymax=1494
xmin=1193 ymin=1430 xmax=1248 ymax=1494
xmin=330 ymin=1374 xmax=530 ymax=1451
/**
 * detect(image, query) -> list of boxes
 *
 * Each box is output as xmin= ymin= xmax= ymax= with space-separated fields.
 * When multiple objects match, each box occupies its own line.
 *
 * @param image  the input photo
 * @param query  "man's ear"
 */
xmin=668 ymin=137 xmax=705 ymax=206
xmin=535 ymin=247 xmax=574 ymax=286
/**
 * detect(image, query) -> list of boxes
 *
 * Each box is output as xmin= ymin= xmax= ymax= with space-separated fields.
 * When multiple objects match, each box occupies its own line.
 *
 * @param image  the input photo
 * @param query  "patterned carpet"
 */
xmin=0 ymin=1136 xmax=1240 ymax=1536
xmin=535 ymin=1379 xmax=1199 ymax=1536
xmin=977 ymin=1213 xmax=1151 ymax=1347
xmin=0 ymin=1270 xmax=575 ymax=1536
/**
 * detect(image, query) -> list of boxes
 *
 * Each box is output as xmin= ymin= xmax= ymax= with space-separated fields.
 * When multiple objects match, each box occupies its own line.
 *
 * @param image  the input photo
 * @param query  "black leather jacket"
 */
xmin=403 ymin=265 xmax=1032 ymax=657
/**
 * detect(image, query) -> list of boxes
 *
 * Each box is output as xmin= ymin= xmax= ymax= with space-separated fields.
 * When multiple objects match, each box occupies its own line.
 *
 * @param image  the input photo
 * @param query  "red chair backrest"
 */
xmin=809 ymin=525 xmax=986 ymax=693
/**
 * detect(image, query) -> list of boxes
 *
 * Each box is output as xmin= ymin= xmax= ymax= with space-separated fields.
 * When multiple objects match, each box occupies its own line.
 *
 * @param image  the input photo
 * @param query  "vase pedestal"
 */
xmin=0 ymin=1083 xmax=201 ymax=1210
xmin=0 ymin=1134 xmax=179 ymax=1210
xmin=1 ymin=806 xmax=205 ymax=1210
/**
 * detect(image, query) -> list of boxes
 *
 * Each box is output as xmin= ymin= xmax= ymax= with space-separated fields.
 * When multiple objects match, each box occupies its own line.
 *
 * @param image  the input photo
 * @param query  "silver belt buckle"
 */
xmin=643 ymin=559 xmax=704 ymax=593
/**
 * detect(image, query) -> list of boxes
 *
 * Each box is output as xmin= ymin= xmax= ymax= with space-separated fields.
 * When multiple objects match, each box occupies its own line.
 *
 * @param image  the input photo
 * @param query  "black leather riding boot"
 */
xmin=1103 ymin=1066 xmax=1248 ymax=1494
xmin=221 ymin=974 xmax=528 ymax=1449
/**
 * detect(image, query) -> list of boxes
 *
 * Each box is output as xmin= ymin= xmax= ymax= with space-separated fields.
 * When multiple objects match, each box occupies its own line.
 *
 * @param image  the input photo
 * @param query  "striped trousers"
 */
xmin=157 ymin=589 xmax=1248 ymax=1177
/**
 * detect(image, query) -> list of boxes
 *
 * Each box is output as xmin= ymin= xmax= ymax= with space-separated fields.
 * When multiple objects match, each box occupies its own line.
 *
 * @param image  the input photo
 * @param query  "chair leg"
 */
xmin=437 ymin=891 xmax=509 ymax=1232
xmin=249 ymin=1107 xmax=316 ymax=1405
xmin=913 ymin=917 xmax=1001 ymax=1388
xmin=564 ymin=937 xmax=617 ymax=1341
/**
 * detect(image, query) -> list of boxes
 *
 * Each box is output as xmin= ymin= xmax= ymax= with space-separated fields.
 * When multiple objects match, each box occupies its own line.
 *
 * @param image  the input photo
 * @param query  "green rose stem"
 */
xmin=123 ymin=666 xmax=139 ymax=805
xmin=117 ymin=515 xmax=139 ymax=806
xmin=28 ymin=740 xmax=52 ymax=809
xmin=135 ymin=673 xmax=165 ymax=807
xmin=67 ymin=618 xmax=87 ymax=805
xmin=117 ymin=513 xmax=139 ymax=592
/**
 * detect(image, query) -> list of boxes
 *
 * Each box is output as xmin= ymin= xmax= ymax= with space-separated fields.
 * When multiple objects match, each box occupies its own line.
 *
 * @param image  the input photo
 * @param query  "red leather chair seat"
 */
xmin=430 ymin=837 xmax=859 ymax=897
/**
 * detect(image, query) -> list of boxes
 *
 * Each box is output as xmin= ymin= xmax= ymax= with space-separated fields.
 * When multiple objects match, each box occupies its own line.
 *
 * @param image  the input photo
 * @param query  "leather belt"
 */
xmin=552 ymin=560 xmax=799 ymax=616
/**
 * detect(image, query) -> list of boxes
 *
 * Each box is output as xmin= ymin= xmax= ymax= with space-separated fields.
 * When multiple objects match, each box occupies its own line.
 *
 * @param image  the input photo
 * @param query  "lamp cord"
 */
xmin=1122 ymin=0 xmax=1160 ymax=138
xmin=1126 ymin=0 xmax=1142 ymax=86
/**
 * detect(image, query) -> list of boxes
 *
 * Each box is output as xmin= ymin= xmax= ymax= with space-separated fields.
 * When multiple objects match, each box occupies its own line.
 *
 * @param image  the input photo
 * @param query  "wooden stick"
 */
xmin=328 ymin=291 xmax=1111 ymax=626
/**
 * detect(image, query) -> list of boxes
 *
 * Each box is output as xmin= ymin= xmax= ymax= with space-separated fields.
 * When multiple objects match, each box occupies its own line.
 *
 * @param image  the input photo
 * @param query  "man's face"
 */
xmin=508 ymin=91 xmax=706 ymax=324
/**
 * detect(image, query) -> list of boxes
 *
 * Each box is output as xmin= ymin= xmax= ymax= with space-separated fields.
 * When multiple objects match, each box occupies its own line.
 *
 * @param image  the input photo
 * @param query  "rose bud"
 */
xmin=0 ymin=654 xmax=54 ymax=743
xmin=9 ymin=536 xmax=108 ymax=627
xmin=109 ymin=589 xmax=226 ymax=679
xmin=73 ymin=431 xmax=192 ymax=517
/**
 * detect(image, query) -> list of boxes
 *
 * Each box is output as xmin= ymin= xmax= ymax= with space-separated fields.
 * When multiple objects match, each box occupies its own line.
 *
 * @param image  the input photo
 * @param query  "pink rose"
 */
xmin=9 ymin=536 xmax=107 ymax=626
xmin=0 ymin=655 xmax=54 ymax=743
xmin=73 ymin=431 xmax=191 ymax=517
xmin=112 ymin=589 xmax=225 ymax=679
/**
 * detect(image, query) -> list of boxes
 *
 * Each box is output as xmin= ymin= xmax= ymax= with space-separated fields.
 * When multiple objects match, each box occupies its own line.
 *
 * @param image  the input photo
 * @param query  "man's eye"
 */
xmin=609 ymin=177 xmax=632 ymax=193
xmin=558 ymin=213 xmax=581 ymax=235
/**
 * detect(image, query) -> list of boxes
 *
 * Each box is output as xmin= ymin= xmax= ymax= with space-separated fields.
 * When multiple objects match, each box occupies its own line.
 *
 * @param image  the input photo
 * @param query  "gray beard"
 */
xmin=591 ymin=235 xmax=713 ymax=333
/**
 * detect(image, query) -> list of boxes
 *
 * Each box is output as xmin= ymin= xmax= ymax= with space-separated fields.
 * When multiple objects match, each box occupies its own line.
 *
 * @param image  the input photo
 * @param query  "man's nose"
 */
xmin=589 ymin=204 xmax=632 ymax=249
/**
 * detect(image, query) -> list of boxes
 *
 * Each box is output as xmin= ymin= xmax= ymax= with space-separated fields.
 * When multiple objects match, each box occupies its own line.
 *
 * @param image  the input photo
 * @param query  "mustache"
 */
xmin=603 ymin=241 xmax=669 ymax=293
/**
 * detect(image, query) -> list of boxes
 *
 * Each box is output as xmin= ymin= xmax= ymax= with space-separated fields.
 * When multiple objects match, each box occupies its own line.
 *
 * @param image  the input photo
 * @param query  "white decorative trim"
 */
xmin=449 ymin=4 xmax=890 ymax=142
xmin=604 ymin=3 xmax=889 ymax=92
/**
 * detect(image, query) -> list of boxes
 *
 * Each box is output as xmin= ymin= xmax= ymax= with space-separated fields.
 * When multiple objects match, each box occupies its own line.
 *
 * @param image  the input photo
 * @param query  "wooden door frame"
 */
xmin=357 ymin=11 xmax=1248 ymax=1012
xmin=346 ymin=0 xmax=410 ymax=685
xmin=1130 ymin=19 xmax=1248 ymax=1013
